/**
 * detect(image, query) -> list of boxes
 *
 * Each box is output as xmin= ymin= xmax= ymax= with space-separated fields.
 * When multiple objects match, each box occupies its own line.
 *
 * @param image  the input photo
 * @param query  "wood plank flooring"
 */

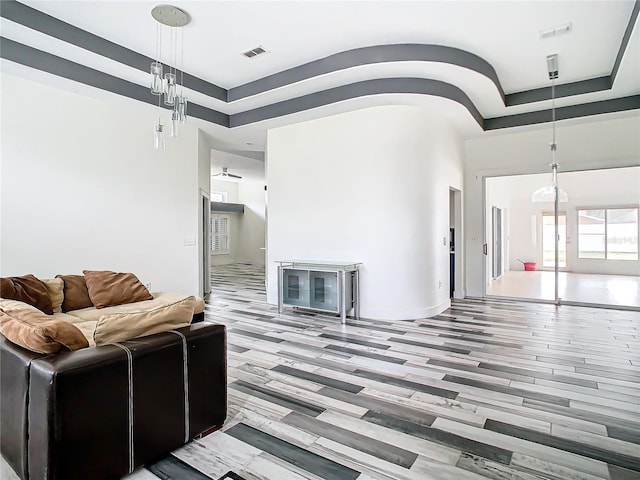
xmin=138 ymin=263 xmax=639 ymax=480
xmin=5 ymin=262 xmax=637 ymax=480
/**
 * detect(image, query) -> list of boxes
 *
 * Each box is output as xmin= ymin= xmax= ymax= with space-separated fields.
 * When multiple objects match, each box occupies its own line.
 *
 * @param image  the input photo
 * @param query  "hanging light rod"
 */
xmin=151 ymin=5 xmax=190 ymax=27
xmin=547 ymin=53 xmax=559 ymax=80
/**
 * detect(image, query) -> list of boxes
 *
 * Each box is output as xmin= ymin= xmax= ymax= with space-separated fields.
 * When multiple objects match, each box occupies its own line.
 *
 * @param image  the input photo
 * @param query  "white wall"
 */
xmin=0 ymin=73 xmax=203 ymax=296
xmin=237 ymin=181 xmax=266 ymax=264
xmin=266 ymin=105 xmax=464 ymax=320
xmin=465 ymin=114 xmax=640 ymax=297
xmin=488 ymin=167 xmax=640 ymax=276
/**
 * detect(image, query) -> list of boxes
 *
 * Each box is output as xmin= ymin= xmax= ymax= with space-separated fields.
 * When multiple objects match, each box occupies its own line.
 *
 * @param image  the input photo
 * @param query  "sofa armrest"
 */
xmin=2 ymin=323 xmax=226 ymax=480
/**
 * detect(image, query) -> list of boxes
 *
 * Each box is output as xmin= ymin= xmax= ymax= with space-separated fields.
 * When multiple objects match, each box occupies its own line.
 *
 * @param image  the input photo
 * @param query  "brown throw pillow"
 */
xmin=56 ymin=275 xmax=94 ymax=312
xmin=41 ymin=278 xmax=64 ymax=313
xmin=0 ymin=308 xmax=89 ymax=354
xmin=0 ymin=275 xmax=54 ymax=315
xmin=83 ymin=270 xmax=153 ymax=309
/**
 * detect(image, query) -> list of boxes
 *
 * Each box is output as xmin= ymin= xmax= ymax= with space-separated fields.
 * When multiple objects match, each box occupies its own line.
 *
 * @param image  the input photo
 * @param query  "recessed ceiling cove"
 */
xmin=1 ymin=0 xmax=638 ymax=149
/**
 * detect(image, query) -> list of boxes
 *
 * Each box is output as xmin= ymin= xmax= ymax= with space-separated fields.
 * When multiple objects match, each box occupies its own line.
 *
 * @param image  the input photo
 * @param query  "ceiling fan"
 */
xmin=212 ymin=167 xmax=242 ymax=179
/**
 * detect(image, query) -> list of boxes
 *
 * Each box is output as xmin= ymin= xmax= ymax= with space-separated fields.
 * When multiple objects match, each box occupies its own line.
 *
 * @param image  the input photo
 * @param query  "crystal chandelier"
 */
xmin=150 ymin=5 xmax=190 ymax=150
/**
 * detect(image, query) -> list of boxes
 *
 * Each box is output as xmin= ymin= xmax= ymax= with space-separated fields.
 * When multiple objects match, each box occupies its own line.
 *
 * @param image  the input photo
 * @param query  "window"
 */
xmin=211 ymin=191 xmax=227 ymax=202
xmin=211 ymin=214 xmax=230 ymax=254
xmin=578 ymin=207 xmax=638 ymax=260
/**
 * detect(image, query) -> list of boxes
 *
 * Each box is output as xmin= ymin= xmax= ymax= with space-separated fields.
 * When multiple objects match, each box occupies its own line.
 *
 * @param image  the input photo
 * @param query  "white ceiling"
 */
xmin=1 ymin=0 xmax=639 ymax=182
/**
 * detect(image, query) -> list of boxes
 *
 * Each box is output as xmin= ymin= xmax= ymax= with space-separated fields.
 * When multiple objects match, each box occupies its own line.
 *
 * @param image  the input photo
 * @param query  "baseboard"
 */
xmin=362 ymin=299 xmax=451 ymax=321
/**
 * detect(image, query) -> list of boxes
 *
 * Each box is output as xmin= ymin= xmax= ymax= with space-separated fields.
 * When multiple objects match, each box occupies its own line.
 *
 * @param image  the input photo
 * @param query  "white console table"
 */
xmin=276 ymin=260 xmax=361 ymax=324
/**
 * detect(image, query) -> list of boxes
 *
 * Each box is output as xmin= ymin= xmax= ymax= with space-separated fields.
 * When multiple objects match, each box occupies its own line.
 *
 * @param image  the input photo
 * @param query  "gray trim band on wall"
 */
xmin=228 ymin=44 xmax=504 ymax=103
xmin=0 ymin=37 xmax=230 ymax=127
xmin=2 ymin=36 xmax=638 ymax=132
xmin=231 ymin=77 xmax=485 ymax=128
xmin=3 ymin=0 xmax=637 ymax=109
xmin=485 ymin=95 xmax=640 ymax=130
xmin=505 ymin=76 xmax=612 ymax=106
xmin=0 ymin=0 xmax=227 ymax=101
xmin=612 ymin=0 xmax=640 ymax=84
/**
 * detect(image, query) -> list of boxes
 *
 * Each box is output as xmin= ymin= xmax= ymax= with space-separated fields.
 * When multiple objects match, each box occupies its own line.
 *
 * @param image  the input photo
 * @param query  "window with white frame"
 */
xmin=211 ymin=214 xmax=230 ymax=254
xmin=578 ymin=207 xmax=638 ymax=260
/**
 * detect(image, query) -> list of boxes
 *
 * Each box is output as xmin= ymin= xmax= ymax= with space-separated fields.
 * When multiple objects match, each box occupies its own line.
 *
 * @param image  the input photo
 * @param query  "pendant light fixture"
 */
xmin=154 ymin=84 xmax=165 ymax=150
xmin=150 ymin=5 xmax=190 ymax=149
xmin=531 ymin=54 xmax=569 ymax=203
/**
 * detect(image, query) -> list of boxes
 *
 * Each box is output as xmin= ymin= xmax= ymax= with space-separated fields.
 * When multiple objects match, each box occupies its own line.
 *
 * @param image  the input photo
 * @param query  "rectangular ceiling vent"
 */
xmin=242 ymin=46 xmax=268 ymax=58
xmin=540 ymin=22 xmax=572 ymax=39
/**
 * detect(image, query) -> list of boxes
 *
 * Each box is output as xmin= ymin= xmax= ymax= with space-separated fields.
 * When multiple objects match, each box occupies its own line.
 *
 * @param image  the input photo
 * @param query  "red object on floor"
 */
xmin=524 ymin=262 xmax=536 ymax=271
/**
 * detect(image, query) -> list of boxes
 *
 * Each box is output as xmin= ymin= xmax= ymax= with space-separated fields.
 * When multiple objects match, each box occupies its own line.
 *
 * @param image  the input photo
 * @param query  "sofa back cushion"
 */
xmin=83 ymin=270 xmax=153 ymax=309
xmin=41 ymin=278 xmax=64 ymax=313
xmin=0 ymin=308 xmax=89 ymax=353
xmin=0 ymin=275 xmax=53 ymax=315
xmin=56 ymin=275 xmax=94 ymax=312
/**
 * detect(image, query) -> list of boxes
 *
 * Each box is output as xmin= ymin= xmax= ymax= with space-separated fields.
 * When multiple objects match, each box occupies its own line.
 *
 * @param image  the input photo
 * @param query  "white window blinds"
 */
xmin=211 ymin=214 xmax=230 ymax=254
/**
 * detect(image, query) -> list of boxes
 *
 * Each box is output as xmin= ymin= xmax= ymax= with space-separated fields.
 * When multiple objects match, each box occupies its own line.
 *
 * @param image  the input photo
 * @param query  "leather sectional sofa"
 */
xmin=1 ymin=322 xmax=227 ymax=480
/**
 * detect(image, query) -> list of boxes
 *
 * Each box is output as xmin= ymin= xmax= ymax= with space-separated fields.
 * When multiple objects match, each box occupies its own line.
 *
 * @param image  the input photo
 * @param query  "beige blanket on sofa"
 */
xmin=65 ymin=292 xmax=202 ymax=346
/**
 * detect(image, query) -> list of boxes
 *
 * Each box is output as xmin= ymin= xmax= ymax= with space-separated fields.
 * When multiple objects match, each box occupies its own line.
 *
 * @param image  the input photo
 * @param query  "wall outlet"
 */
xmin=438 ymin=280 xmax=443 ymax=289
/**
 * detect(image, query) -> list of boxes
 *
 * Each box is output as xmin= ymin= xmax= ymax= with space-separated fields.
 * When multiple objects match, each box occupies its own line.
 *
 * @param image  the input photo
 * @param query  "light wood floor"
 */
xmin=147 ymin=263 xmax=639 ymax=480
xmin=487 ymin=271 xmax=640 ymax=309
xmin=4 ymin=263 xmax=639 ymax=480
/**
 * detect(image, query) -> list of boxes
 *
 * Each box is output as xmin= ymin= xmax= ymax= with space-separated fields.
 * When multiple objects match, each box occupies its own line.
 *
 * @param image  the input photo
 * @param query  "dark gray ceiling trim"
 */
xmin=3 ymin=0 xmax=637 ymax=111
xmin=0 ymin=0 xmax=226 ymax=101
xmin=228 ymin=44 xmax=504 ymax=103
xmin=485 ymin=95 xmax=640 ymax=130
xmin=508 ymin=1 xmax=639 ymax=106
xmin=0 ymin=38 xmax=229 ymax=127
xmin=611 ymin=0 xmax=640 ymax=84
xmin=1 ymin=37 xmax=637 ymax=133
xmin=506 ymin=76 xmax=612 ymax=106
xmin=230 ymin=77 xmax=484 ymax=128
xmin=211 ymin=202 xmax=244 ymax=213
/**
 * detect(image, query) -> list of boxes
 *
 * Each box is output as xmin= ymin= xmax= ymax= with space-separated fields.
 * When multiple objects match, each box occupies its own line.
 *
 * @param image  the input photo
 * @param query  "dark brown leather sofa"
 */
xmin=1 ymin=322 xmax=227 ymax=480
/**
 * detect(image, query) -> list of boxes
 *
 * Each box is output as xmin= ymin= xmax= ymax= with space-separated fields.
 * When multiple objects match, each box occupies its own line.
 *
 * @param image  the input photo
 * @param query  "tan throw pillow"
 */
xmin=41 ymin=278 xmax=64 ymax=314
xmin=56 ymin=275 xmax=94 ymax=312
xmin=0 ymin=308 xmax=89 ymax=354
xmin=93 ymin=296 xmax=195 ymax=345
xmin=83 ymin=270 xmax=153 ymax=309
xmin=0 ymin=275 xmax=53 ymax=315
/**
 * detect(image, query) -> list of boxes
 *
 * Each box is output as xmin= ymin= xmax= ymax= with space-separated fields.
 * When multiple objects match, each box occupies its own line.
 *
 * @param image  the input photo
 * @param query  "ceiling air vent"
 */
xmin=242 ymin=46 xmax=268 ymax=58
xmin=539 ymin=22 xmax=572 ymax=39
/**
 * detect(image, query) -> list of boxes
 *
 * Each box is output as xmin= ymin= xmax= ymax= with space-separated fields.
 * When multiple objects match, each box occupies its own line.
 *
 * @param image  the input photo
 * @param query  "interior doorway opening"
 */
xmin=449 ymin=188 xmax=462 ymax=299
xmin=542 ymin=212 xmax=566 ymax=268
xmin=484 ymin=166 xmax=639 ymax=309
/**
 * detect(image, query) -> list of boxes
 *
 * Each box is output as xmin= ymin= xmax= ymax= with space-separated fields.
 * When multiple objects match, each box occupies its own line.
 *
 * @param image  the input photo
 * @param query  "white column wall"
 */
xmin=266 ymin=105 xmax=464 ymax=320
xmin=0 ymin=73 xmax=202 ymax=295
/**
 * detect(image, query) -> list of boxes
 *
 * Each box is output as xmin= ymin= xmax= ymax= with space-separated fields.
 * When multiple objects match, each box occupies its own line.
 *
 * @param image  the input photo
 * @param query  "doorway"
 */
xmin=449 ymin=188 xmax=462 ymax=299
xmin=542 ymin=212 xmax=566 ymax=268
xmin=484 ymin=167 xmax=640 ymax=309
xmin=201 ymin=192 xmax=211 ymax=296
